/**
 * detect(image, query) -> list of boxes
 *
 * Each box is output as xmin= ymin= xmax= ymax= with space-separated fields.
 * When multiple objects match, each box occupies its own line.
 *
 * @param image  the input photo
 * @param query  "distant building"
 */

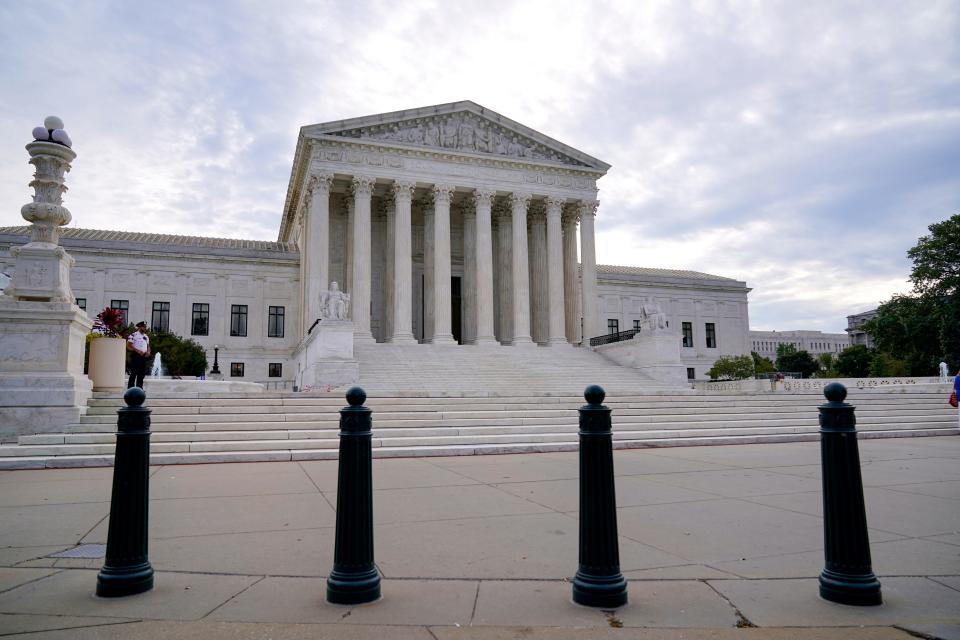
xmin=846 ymin=309 xmax=879 ymax=348
xmin=749 ymin=329 xmax=850 ymax=363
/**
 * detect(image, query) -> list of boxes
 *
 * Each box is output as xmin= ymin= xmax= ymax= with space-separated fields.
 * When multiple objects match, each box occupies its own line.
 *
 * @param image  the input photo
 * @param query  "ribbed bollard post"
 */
xmin=572 ymin=384 xmax=628 ymax=608
xmin=96 ymin=387 xmax=154 ymax=597
xmin=327 ymin=386 xmax=381 ymax=605
xmin=818 ymin=382 xmax=882 ymax=606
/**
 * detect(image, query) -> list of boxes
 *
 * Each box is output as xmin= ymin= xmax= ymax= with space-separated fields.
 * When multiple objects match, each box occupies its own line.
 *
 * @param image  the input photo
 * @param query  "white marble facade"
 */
xmin=0 ymin=102 xmax=754 ymax=384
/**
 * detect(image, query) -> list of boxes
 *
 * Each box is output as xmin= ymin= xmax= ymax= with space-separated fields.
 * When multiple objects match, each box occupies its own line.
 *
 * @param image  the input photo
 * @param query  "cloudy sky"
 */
xmin=1 ymin=1 xmax=957 ymax=332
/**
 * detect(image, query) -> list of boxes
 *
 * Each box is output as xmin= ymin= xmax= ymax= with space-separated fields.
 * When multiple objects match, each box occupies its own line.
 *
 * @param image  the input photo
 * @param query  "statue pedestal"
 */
xmin=293 ymin=321 xmax=359 ymax=391
xmin=593 ymin=330 xmax=688 ymax=386
xmin=0 ymin=299 xmax=93 ymax=442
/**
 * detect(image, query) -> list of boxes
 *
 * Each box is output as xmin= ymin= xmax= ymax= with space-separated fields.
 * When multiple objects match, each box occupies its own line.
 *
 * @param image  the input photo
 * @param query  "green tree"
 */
xmin=868 ymin=352 xmax=909 ymax=377
xmin=751 ymin=351 xmax=777 ymax=375
xmin=148 ymin=331 xmax=208 ymax=377
xmin=707 ymin=355 xmax=755 ymax=380
xmin=860 ymin=214 xmax=960 ymax=373
xmin=775 ymin=347 xmax=819 ymax=378
xmin=817 ymin=352 xmax=838 ymax=378
xmin=836 ymin=345 xmax=873 ymax=377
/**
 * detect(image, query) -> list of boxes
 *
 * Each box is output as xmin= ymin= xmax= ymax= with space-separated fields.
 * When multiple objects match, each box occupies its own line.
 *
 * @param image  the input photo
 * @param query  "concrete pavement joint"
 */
xmin=201 ymin=574 xmax=267 ymax=620
xmin=703 ymin=579 xmax=755 ymax=628
xmin=0 ymin=615 xmax=140 ymax=637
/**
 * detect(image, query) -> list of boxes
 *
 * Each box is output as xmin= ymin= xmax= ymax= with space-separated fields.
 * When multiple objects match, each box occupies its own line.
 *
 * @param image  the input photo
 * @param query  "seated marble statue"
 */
xmin=640 ymin=301 xmax=669 ymax=332
xmin=320 ymin=282 xmax=351 ymax=321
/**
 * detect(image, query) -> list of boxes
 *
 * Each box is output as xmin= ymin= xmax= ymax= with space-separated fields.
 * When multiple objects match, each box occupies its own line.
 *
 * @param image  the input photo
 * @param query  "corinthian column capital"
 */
xmin=433 ymin=183 xmax=454 ymax=204
xmin=392 ymin=179 xmax=416 ymax=201
xmin=472 ymin=188 xmax=495 ymax=209
xmin=546 ymin=196 xmax=565 ymax=217
xmin=578 ymin=199 xmax=599 ymax=218
xmin=351 ymin=175 xmax=376 ymax=198
xmin=307 ymin=172 xmax=334 ymax=196
xmin=509 ymin=192 xmax=532 ymax=211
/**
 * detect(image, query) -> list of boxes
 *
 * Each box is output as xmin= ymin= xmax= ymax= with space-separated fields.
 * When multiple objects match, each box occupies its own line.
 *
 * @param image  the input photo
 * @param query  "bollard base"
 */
xmin=572 ymin=570 xmax=628 ymax=608
xmin=326 ymin=566 xmax=381 ymax=605
xmin=819 ymin=569 xmax=882 ymax=606
xmin=96 ymin=562 xmax=154 ymax=598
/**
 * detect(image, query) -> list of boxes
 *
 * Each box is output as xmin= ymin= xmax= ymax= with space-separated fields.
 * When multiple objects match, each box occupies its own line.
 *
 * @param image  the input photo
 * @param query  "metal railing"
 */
xmin=588 ymin=329 xmax=639 ymax=347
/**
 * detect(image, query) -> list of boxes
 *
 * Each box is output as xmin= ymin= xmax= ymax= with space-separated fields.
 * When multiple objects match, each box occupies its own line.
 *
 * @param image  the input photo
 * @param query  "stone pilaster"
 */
xmin=391 ymin=180 xmax=417 ymax=344
xmin=472 ymin=189 xmax=497 ymax=345
xmin=351 ymin=175 xmax=375 ymax=342
xmin=579 ymin=200 xmax=600 ymax=342
xmin=509 ymin=192 xmax=534 ymax=346
xmin=494 ymin=203 xmax=512 ymax=344
xmin=528 ymin=203 xmax=548 ymax=345
xmin=546 ymin=197 xmax=568 ymax=345
xmin=430 ymin=184 xmax=455 ymax=344
xmin=461 ymin=204 xmax=477 ymax=344
xmin=562 ymin=208 xmax=580 ymax=344
xmin=304 ymin=173 xmax=332 ymax=333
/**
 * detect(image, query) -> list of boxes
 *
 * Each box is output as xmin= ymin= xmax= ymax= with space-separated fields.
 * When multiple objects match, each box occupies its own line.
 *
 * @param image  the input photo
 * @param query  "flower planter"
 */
xmin=88 ymin=337 xmax=126 ymax=391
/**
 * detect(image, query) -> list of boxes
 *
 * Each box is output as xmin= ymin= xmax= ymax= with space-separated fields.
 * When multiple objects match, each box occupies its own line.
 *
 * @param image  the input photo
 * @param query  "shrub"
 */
xmin=707 ymin=355 xmax=755 ymax=380
xmin=148 ymin=331 xmax=208 ymax=377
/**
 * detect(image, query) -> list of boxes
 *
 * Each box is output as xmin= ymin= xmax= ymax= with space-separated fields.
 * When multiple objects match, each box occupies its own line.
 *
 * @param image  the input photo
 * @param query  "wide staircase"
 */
xmin=0 ymin=345 xmax=955 ymax=468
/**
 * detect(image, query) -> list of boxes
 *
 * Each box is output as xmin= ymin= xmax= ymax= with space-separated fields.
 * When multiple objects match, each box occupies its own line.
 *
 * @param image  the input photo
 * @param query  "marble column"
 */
xmin=472 ymin=189 xmax=497 ymax=345
xmin=304 ymin=173 xmax=332 ymax=332
xmin=430 ymin=184 xmax=455 ymax=344
xmin=510 ymin=192 xmax=534 ymax=346
xmin=546 ymin=197 xmax=568 ymax=345
xmin=422 ymin=197 xmax=435 ymax=343
xmin=562 ymin=209 xmax=580 ymax=344
xmin=494 ymin=205 xmax=512 ymax=344
xmin=383 ymin=198 xmax=395 ymax=341
xmin=579 ymin=200 xmax=599 ymax=342
xmin=345 ymin=196 xmax=355 ymax=296
xmin=391 ymin=180 xmax=417 ymax=343
xmin=528 ymin=205 xmax=548 ymax=345
xmin=351 ymin=175 xmax=375 ymax=342
xmin=462 ymin=205 xmax=477 ymax=344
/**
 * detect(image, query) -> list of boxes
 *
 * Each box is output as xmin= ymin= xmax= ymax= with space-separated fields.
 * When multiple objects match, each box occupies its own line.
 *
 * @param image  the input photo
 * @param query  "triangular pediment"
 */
xmin=303 ymin=101 xmax=610 ymax=171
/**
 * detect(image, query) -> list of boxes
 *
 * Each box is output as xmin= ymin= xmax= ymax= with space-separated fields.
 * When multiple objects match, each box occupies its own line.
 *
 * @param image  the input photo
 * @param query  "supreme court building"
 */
xmin=0 ymin=102 xmax=751 ymax=382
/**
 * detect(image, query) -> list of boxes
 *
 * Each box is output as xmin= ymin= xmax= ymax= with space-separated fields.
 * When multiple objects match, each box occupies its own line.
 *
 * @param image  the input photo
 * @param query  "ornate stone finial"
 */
xmin=22 ymin=117 xmax=77 ymax=246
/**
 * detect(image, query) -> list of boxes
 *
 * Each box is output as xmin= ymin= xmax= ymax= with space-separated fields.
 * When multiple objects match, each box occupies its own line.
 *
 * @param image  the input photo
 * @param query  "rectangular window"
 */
xmin=682 ymin=322 xmax=693 ymax=348
xmin=230 ymin=362 xmax=244 ymax=377
xmin=705 ymin=322 xmax=717 ymax=348
xmin=268 ymin=306 xmax=285 ymax=338
xmin=607 ymin=319 xmax=619 ymax=334
xmin=687 ymin=367 xmax=696 ymax=380
xmin=230 ymin=304 xmax=248 ymax=337
xmin=268 ymin=363 xmax=282 ymax=378
xmin=191 ymin=303 xmax=209 ymax=336
xmin=75 ymin=298 xmax=86 ymax=311
xmin=151 ymin=301 xmax=170 ymax=333
xmin=110 ymin=299 xmax=129 ymax=326
xmin=633 ymin=319 xmax=642 ymax=331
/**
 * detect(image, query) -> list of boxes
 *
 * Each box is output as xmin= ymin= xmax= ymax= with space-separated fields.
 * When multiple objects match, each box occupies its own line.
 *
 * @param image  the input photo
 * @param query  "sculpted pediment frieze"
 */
xmin=321 ymin=111 xmax=592 ymax=168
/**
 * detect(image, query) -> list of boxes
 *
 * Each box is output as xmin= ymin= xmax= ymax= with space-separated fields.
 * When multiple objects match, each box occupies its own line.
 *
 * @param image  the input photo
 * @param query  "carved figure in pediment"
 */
xmin=494 ymin=132 xmax=507 ymax=155
xmin=441 ymin=118 xmax=459 ymax=148
xmin=407 ymin=123 xmax=425 ymax=144
xmin=458 ymin=119 xmax=475 ymax=150
xmin=507 ymin=136 xmax=524 ymax=157
xmin=425 ymin=121 xmax=440 ymax=147
xmin=475 ymin=123 xmax=490 ymax=152
xmin=320 ymin=281 xmax=351 ymax=321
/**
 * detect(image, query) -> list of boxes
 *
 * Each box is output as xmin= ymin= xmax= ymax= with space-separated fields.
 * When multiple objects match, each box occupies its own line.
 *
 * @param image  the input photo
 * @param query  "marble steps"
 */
xmin=4 ymin=421 xmax=953 ymax=459
xmin=3 ymin=426 xmax=956 ymax=469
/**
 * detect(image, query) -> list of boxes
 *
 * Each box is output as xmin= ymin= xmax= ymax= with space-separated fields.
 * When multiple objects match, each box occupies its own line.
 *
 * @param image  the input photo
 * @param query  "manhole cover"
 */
xmin=48 ymin=544 xmax=106 ymax=559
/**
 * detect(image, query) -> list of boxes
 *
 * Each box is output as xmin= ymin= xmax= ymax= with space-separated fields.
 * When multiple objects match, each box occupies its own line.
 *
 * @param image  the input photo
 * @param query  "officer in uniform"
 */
xmin=126 ymin=321 xmax=151 ymax=389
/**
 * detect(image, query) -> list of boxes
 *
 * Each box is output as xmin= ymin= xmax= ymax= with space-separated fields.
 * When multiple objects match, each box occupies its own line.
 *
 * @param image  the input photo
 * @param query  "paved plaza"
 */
xmin=0 ymin=436 xmax=958 ymax=639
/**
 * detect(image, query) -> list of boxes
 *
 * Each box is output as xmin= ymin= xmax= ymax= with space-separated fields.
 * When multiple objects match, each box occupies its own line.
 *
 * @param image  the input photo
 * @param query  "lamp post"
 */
xmin=211 ymin=345 xmax=221 ymax=375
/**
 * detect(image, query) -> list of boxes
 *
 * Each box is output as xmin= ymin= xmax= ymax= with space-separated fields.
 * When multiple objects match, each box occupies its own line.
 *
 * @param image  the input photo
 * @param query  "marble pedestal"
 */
xmin=593 ymin=330 xmax=688 ymax=386
xmin=294 ymin=321 xmax=359 ymax=390
xmin=0 ymin=299 xmax=93 ymax=442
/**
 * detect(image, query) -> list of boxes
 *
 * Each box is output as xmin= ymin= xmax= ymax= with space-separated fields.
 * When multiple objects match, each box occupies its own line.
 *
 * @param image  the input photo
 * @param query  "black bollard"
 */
xmin=818 ymin=382 xmax=882 ymax=606
xmin=96 ymin=387 xmax=154 ymax=597
xmin=572 ymin=385 xmax=628 ymax=608
xmin=327 ymin=387 xmax=381 ymax=605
